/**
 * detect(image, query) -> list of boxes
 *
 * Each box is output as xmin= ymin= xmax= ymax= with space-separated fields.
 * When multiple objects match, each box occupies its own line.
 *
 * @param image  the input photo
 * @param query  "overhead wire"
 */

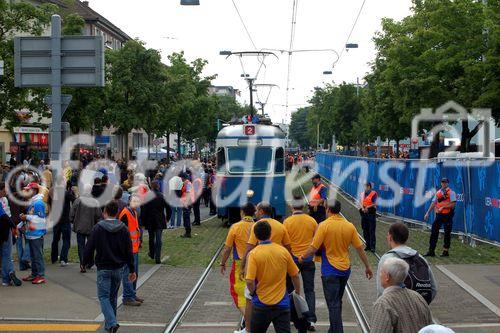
xmin=284 ymin=0 xmax=299 ymax=124
xmin=230 ymin=0 xmax=258 ymax=50
xmin=337 ymin=0 xmax=367 ymax=65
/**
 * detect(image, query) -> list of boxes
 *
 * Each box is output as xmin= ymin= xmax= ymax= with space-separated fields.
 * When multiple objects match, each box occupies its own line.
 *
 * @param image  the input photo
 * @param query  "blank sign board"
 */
xmin=14 ymin=36 xmax=104 ymax=87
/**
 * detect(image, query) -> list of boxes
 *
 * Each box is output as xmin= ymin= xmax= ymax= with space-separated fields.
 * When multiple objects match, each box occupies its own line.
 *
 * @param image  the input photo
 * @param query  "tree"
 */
xmin=0 ymin=0 xmax=57 ymax=130
xmin=367 ymin=0 xmax=499 ymax=154
xmin=289 ymin=107 xmax=311 ymax=148
xmin=106 ymin=40 xmax=165 ymax=159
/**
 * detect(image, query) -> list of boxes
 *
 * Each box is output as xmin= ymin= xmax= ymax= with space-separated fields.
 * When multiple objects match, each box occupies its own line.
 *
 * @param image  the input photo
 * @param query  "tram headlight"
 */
xmin=246 ymin=189 xmax=254 ymax=198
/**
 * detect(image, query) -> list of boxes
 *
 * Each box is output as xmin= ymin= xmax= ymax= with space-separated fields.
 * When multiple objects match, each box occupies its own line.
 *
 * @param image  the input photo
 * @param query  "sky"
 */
xmin=87 ymin=0 xmax=413 ymax=124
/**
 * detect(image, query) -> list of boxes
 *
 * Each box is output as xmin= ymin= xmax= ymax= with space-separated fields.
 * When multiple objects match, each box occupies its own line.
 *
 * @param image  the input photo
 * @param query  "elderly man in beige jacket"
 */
xmin=371 ymin=257 xmax=432 ymax=333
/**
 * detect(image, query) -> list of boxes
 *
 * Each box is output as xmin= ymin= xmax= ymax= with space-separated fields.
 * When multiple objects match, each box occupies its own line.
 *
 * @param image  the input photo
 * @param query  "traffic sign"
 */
xmin=44 ymin=94 xmax=72 ymax=116
xmin=14 ymin=35 xmax=104 ymax=87
xmin=153 ymin=138 xmax=164 ymax=146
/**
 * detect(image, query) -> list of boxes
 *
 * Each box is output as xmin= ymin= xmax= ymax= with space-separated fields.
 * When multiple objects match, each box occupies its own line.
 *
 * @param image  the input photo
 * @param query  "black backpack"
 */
xmin=389 ymin=251 xmax=433 ymax=304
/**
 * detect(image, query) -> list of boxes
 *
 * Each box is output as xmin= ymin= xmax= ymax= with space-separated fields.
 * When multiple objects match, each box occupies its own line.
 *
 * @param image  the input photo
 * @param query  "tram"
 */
xmin=215 ymin=117 xmax=286 ymax=223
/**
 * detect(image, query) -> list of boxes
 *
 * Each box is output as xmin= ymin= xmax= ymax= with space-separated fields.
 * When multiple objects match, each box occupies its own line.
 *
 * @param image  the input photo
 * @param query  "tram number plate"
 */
xmin=244 ymin=125 xmax=256 ymax=135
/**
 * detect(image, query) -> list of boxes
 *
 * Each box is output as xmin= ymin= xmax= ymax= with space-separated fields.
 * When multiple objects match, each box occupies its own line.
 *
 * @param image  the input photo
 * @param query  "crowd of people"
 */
xmin=219 ymin=174 xmax=451 ymax=333
xmin=0 ymin=153 xmax=459 ymax=333
xmin=0 ymin=155 xmax=218 ymax=332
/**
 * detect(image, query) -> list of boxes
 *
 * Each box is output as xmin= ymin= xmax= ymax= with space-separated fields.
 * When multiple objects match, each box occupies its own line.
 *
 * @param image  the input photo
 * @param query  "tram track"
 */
xmin=298 ymin=182 xmax=371 ymax=333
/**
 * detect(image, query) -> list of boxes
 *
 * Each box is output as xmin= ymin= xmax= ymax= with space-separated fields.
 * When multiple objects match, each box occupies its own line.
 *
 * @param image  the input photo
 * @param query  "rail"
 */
xmin=298 ymin=182 xmax=371 ymax=333
xmin=163 ymin=243 xmax=224 ymax=333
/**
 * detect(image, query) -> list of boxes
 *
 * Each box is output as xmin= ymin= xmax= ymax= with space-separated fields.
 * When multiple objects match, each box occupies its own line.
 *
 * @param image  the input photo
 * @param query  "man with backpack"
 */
xmin=376 ymin=222 xmax=437 ymax=304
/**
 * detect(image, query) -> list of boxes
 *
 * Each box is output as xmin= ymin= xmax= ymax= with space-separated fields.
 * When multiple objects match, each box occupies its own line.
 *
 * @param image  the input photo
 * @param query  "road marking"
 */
xmin=0 ymin=323 xmax=100 ymax=331
xmin=446 ymin=323 xmax=500 ymax=328
xmin=94 ymin=262 xmax=162 ymax=322
xmin=203 ymin=300 xmax=327 ymax=308
xmin=436 ymin=265 xmax=500 ymax=317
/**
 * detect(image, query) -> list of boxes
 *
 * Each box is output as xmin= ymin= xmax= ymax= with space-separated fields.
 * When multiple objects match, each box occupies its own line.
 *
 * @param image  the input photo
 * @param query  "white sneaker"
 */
xmin=233 ymin=329 xmax=246 ymax=333
xmin=60 ymin=261 xmax=68 ymax=267
xmin=2 ymin=282 xmax=12 ymax=286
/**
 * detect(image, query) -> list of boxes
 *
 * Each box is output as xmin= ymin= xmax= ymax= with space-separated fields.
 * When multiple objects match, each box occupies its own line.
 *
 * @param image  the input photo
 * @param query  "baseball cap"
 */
xmin=441 ymin=177 xmax=449 ymax=183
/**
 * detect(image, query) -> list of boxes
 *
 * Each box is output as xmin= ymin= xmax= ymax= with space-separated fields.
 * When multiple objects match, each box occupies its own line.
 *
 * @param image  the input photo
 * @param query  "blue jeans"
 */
xmin=51 ymin=223 xmax=71 ymax=263
xmin=170 ymin=206 xmax=182 ymax=227
xmin=97 ymin=269 xmax=122 ymax=330
xmin=1 ymin=232 xmax=15 ymax=284
xmin=322 ymin=275 xmax=349 ymax=333
xmin=122 ymin=253 xmax=139 ymax=301
xmin=16 ymin=234 xmax=30 ymax=270
xmin=28 ymin=238 xmax=45 ymax=278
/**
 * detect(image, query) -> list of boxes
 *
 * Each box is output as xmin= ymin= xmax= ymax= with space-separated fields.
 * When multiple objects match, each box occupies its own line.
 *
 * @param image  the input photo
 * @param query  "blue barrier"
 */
xmin=316 ymin=153 xmax=500 ymax=243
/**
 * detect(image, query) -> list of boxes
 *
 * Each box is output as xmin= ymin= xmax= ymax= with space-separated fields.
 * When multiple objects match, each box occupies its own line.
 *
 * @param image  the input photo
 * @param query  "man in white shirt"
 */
xmin=168 ymin=174 xmax=183 ymax=229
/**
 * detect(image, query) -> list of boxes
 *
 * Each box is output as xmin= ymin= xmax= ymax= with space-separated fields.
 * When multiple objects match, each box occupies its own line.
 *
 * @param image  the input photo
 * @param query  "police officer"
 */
xmin=424 ymin=178 xmax=456 ymax=257
xmin=359 ymin=182 xmax=377 ymax=252
xmin=308 ymin=174 xmax=327 ymax=223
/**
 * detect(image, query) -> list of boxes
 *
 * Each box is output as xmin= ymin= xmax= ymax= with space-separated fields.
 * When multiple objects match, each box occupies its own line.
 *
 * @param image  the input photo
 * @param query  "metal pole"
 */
xmin=356 ymin=77 xmax=360 ymax=97
xmin=316 ymin=123 xmax=320 ymax=151
xmin=248 ymin=78 xmax=254 ymax=117
xmin=50 ymin=15 xmax=62 ymax=166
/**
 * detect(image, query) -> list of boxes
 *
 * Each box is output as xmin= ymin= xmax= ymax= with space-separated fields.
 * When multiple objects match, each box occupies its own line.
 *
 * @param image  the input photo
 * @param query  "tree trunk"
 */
xmin=147 ymin=132 xmax=151 ymax=160
xmin=460 ymin=120 xmax=483 ymax=153
xmin=125 ymin=133 xmax=129 ymax=161
xmin=166 ymin=132 xmax=170 ymax=164
xmin=177 ymin=131 xmax=182 ymax=158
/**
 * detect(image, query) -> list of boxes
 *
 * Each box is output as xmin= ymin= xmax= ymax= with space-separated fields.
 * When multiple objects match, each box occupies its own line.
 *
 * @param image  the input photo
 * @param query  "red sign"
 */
xmin=244 ymin=125 xmax=256 ymax=135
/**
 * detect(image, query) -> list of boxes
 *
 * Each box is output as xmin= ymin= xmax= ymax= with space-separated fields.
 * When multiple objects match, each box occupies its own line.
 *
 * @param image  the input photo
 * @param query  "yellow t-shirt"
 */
xmin=312 ymin=214 xmax=363 ymax=275
xmin=224 ymin=217 xmax=254 ymax=260
xmin=247 ymin=218 xmax=290 ymax=247
xmin=283 ymin=212 xmax=317 ymax=260
xmin=245 ymin=242 xmax=299 ymax=306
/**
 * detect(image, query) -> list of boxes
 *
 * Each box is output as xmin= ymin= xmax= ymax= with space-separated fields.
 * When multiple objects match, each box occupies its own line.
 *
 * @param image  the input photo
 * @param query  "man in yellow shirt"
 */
xmin=283 ymin=195 xmax=318 ymax=328
xmin=241 ymin=202 xmax=291 ymax=272
xmin=246 ymin=221 xmax=301 ymax=333
xmin=220 ymin=203 xmax=256 ymax=331
xmin=300 ymin=200 xmax=373 ymax=333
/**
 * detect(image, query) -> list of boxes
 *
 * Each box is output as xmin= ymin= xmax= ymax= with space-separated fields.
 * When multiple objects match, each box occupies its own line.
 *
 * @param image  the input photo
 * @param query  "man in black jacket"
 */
xmin=83 ymin=201 xmax=136 ymax=333
xmin=49 ymin=179 xmax=76 ymax=266
xmin=141 ymin=181 xmax=171 ymax=264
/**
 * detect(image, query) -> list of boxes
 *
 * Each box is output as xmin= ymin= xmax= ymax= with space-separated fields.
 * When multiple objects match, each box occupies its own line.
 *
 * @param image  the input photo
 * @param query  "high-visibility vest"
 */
xmin=181 ymin=180 xmax=194 ymax=204
xmin=361 ymin=190 xmax=377 ymax=208
xmin=193 ymin=178 xmax=203 ymax=197
xmin=119 ymin=207 xmax=140 ymax=253
xmin=309 ymin=183 xmax=326 ymax=207
xmin=435 ymin=188 xmax=452 ymax=214
xmin=297 ymin=155 xmax=303 ymax=163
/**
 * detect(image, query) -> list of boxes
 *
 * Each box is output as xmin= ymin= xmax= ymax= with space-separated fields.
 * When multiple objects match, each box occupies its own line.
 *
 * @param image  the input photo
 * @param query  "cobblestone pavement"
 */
xmin=334 ymin=189 xmax=500 ymax=333
xmin=177 ymin=260 xmax=361 ymax=333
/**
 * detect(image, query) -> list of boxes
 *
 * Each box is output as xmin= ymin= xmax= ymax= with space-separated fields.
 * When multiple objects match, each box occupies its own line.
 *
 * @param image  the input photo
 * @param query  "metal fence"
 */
xmin=315 ymin=153 xmax=500 ymax=245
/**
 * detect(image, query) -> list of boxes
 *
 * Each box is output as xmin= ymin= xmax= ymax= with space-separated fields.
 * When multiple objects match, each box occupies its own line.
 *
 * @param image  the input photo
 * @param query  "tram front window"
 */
xmin=227 ymin=147 xmax=272 ymax=173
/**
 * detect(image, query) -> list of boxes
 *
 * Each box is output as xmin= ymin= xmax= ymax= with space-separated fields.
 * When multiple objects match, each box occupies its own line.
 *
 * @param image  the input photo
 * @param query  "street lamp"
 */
xmin=180 ymin=0 xmax=200 ymax=5
xmin=346 ymin=43 xmax=359 ymax=49
xmin=323 ymin=70 xmax=333 ymax=75
xmin=219 ymin=50 xmax=232 ymax=56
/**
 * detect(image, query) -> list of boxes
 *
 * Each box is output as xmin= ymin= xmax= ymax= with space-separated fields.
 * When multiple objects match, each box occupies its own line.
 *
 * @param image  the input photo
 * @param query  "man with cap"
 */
xmin=308 ymin=174 xmax=327 ymax=223
xmin=359 ymin=182 xmax=378 ymax=252
xmin=424 ymin=178 xmax=457 ymax=257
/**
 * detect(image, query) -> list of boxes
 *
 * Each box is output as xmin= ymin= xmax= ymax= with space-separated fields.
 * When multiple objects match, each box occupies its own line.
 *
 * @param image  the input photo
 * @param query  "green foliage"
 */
xmin=303 ymin=0 xmax=499 ymax=152
xmin=0 ymin=0 xmax=57 ymax=129
xmin=303 ymin=83 xmax=362 ymax=150
xmin=61 ymin=13 xmax=85 ymax=35
xmin=289 ymin=107 xmax=311 ymax=148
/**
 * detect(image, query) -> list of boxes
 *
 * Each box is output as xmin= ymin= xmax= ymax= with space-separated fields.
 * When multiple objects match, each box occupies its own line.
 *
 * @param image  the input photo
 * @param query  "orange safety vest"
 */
xmin=119 ymin=207 xmax=140 ymax=253
xmin=297 ymin=155 xmax=303 ymax=163
xmin=361 ymin=190 xmax=377 ymax=208
xmin=435 ymin=188 xmax=452 ymax=214
xmin=193 ymin=178 xmax=203 ymax=197
xmin=309 ymin=183 xmax=326 ymax=207
xmin=181 ymin=180 xmax=194 ymax=204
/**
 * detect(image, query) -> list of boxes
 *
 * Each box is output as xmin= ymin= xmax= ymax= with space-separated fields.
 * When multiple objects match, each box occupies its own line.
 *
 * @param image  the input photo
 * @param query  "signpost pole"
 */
xmin=50 ymin=15 xmax=62 ymax=166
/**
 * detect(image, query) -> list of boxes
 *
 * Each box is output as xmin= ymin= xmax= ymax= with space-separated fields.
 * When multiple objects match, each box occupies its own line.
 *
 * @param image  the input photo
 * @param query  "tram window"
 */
xmin=217 ymin=147 xmax=225 ymax=171
xmin=227 ymin=147 xmax=272 ymax=173
xmin=275 ymin=147 xmax=285 ymax=173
